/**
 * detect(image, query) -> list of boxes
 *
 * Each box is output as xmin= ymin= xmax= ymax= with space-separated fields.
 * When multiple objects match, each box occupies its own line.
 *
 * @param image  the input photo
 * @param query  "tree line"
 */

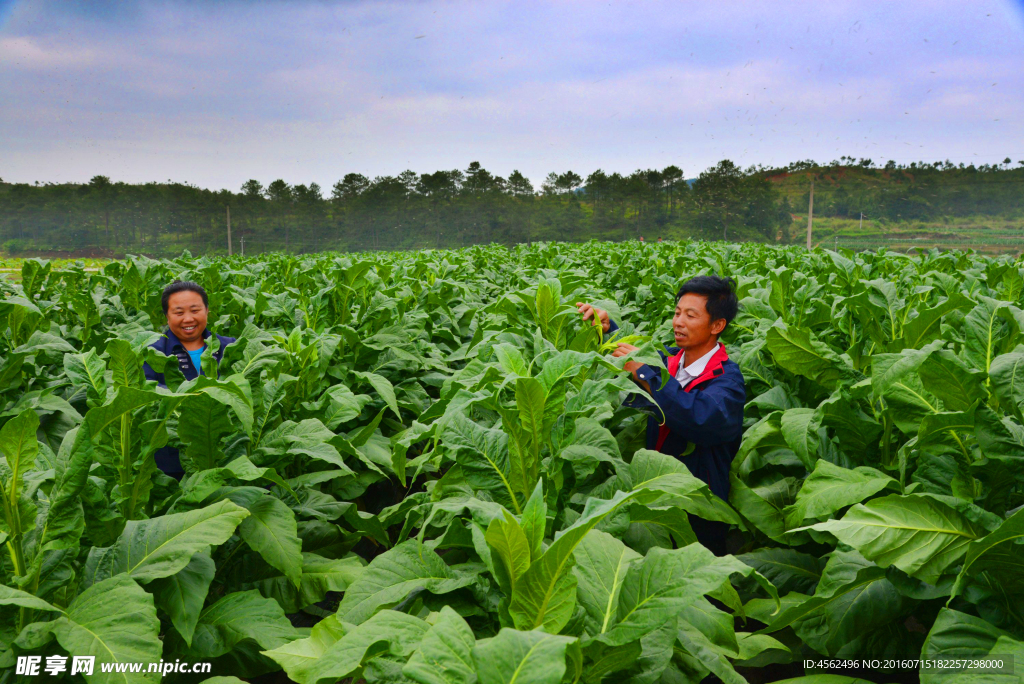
xmin=1 ymin=157 xmax=1022 ymax=256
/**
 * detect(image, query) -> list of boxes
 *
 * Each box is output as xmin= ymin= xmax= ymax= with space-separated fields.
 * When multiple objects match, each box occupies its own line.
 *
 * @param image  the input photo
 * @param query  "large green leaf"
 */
xmin=244 ymin=553 xmax=364 ymax=614
xmin=990 ymin=351 xmax=1024 ymax=420
xmin=509 ymin=489 xmax=639 ymax=633
xmin=676 ymin=598 xmax=744 ymax=684
xmin=185 ymin=374 xmax=255 ymax=437
xmin=355 ymin=371 xmax=402 ymax=421
xmin=784 ymin=460 xmax=898 ymax=528
xmin=627 ymin=448 xmax=708 ymax=499
xmin=186 ymin=590 xmax=301 ymax=658
xmin=0 ymin=408 xmax=39 ymax=498
xmin=256 ymin=614 xmax=345 ymax=682
xmin=51 ymin=575 xmax=162 ymax=684
xmin=336 ymin=539 xmax=475 ymax=624
xmin=0 ymin=583 xmax=62 ymax=612
xmin=106 ymin=339 xmax=145 ymax=389
xmin=918 ymin=349 xmax=988 ymax=413
xmin=472 ymin=628 xmax=578 ymax=684
xmin=519 ymin=478 xmax=547 ymax=562
xmin=515 ymin=376 xmax=546 ymax=482
xmin=779 ymin=407 xmax=820 ymax=470
xmin=309 ymin=383 xmax=371 ymax=430
xmin=149 ymin=551 xmax=215 ymax=646
xmin=760 ymin=552 xmax=907 ymax=658
xmin=492 ymin=343 xmax=530 ymax=378
xmin=920 ymin=608 xmax=1012 ymax=684
xmin=177 ymin=392 xmax=235 ymax=471
xmin=581 ymin=640 xmax=641 ymax=684
xmin=789 ymin=551 xmax=910 ymax=658
xmin=963 ymin=297 xmax=1021 ymax=374
xmin=572 ymin=529 xmax=641 ymax=637
xmin=445 ymin=411 xmax=521 ymax=512
xmin=83 ymin=499 xmax=249 ymax=587
xmin=729 ymin=473 xmax=789 ymax=543
xmin=237 ymin=494 xmax=303 ymax=588
xmin=402 ymin=606 xmax=477 ymax=684
xmin=600 ymin=544 xmax=776 ymax=647
xmin=486 ymin=510 xmax=532 ymax=594
xmin=765 ymin=321 xmax=862 ymax=390
xmin=0 ymin=409 xmax=40 ymax=548
xmin=951 ymin=506 xmax=1024 ymax=598
xmin=38 ymin=424 xmax=95 ymax=552
xmin=800 ymin=494 xmax=986 ymax=584
xmin=736 ymin=547 xmax=824 ymax=596
xmin=625 ymin=503 xmax=698 ymax=549
xmin=265 ymin=610 xmax=428 ymax=684
xmin=899 ymin=293 xmax=972 ymax=349
xmin=870 ymin=342 xmax=942 ymax=397
xmin=82 ymin=387 xmax=165 ymax=437
xmin=64 ymin=349 xmax=108 ymax=407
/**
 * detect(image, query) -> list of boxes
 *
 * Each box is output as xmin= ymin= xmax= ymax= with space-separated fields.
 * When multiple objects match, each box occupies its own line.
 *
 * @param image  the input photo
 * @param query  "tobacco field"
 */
xmin=0 ymin=242 xmax=1023 ymax=684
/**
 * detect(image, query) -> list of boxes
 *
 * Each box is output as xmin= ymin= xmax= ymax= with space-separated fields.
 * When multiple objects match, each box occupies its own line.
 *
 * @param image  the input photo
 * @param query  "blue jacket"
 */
xmin=608 ymin=319 xmax=745 ymax=501
xmin=143 ymin=328 xmax=235 ymax=386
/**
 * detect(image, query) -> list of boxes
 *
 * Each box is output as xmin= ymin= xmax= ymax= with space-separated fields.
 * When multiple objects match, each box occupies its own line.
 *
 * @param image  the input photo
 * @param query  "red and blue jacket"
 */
xmin=608 ymin=320 xmax=745 ymax=501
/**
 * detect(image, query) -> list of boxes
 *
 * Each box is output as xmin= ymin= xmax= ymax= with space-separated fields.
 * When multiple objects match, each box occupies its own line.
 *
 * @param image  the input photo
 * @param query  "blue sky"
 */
xmin=2 ymin=0 xmax=1023 ymax=190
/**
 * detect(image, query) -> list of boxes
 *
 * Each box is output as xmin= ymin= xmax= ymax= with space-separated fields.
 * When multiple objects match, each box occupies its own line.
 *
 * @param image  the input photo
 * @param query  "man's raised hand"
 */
xmin=576 ymin=302 xmax=610 ymax=333
xmin=609 ymin=342 xmax=639 ymax=358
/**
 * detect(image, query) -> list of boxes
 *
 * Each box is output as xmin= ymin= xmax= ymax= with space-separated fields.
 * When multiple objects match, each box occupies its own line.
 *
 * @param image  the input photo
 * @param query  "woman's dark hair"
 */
xmin=676 ymin=275 xmax=739 ymax=327
xmin=161 ymin=280 xmax=209 ymax=314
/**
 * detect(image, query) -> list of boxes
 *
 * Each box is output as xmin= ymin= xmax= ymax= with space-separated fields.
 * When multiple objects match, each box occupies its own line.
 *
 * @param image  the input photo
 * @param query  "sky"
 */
xmin=2 ymin=0 xmax=1024 ymax=191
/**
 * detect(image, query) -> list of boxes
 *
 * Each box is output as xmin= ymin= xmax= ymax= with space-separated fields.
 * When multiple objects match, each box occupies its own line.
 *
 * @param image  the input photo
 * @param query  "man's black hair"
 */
xmin=676 ymin=275 xmax=739 ymax=327
xmin=161 ymin=280 xmax=208 ymax=314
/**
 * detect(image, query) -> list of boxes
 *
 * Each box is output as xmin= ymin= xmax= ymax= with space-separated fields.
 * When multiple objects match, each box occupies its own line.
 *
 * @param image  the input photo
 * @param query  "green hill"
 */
xmin=1 ymin=157 xmax=1021 ymax=257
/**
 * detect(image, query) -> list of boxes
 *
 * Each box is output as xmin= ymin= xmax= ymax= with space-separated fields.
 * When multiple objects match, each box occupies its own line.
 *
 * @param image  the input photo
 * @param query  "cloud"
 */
xmin=0 ymin=35 xmax=100 ymax=69
xmin=1 ymin=0 xmax=1022 ymax=189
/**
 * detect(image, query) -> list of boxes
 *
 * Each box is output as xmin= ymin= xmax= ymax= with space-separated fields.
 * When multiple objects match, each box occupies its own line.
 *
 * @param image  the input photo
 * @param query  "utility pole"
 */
xmin=805 ymin=177 xmax=815 ymax=250
xmin=240 ymin=235 xmax=245 ymax=257
xmin=859 ymin=211 xmax=863 ymax=231
xmin=226 ymin=206 xmax=233 ymax=255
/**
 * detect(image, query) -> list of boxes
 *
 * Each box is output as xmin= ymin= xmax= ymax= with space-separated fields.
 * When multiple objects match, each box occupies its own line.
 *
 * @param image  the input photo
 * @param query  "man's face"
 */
xmin=672 ymin=293 xmax=726 ymax=350
xmin=166 ymin=291 xmax=208 ymax=346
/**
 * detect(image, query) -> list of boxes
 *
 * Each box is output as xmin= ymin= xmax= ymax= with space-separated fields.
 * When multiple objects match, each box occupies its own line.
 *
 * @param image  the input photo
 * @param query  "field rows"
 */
xmin=0 ymin=243 xmax=1022 ymax=684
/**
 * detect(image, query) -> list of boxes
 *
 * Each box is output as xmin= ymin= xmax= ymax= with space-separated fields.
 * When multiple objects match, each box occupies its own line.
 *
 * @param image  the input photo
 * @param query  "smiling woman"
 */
xmin=143 ymin=280 xmax=235 ymax=386
xmin=142 ymin=280 xmax=236 ymax=476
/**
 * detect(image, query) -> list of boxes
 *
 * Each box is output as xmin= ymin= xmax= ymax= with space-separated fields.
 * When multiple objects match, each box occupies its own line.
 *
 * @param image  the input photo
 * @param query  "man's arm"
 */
xmin=638 ymin=368 xmax=745 ymax=446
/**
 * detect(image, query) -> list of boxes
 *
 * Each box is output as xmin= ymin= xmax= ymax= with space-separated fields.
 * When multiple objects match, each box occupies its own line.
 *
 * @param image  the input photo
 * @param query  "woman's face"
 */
xmin=166 ymin=291 xmax=208 ymax=348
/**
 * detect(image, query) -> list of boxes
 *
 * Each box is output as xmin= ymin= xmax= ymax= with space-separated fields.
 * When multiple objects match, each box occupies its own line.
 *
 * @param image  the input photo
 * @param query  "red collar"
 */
xmin=665 ymin=344 xmax=729 ymax=392
xmin=655 ymin=343 xmax=730 ymax=452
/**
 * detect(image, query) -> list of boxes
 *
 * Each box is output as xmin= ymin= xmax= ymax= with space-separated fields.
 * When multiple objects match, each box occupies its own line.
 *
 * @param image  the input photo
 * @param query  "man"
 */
xmin=143 ymin=280 xmax=235 ymax=477
xmin=577 ymin=275 xmax=744 ymax=554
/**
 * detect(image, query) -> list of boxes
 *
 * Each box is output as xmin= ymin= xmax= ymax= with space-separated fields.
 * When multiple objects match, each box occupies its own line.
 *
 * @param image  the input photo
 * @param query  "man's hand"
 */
xmin=576 ymin=302 xmax=610 ymax=333
xmin=611 ymin=342 xmax=644 ymax=375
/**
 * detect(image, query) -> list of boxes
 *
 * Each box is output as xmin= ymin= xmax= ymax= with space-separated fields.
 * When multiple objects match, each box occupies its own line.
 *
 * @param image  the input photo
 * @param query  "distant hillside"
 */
xmin=1 ymin=157 xmax=1022 ymax=257
xmin=766 ymin=158 xmax=1024 ymax=222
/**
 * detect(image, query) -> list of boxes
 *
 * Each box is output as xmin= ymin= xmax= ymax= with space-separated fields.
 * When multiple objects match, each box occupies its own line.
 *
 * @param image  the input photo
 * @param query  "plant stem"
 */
xmin=119 ymin=413 xmax=134 ymax=519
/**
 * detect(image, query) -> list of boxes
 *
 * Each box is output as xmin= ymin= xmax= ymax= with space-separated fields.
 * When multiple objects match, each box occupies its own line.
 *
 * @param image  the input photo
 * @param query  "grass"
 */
xmin=799 ymin=215 xmax=1024 ymax=254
